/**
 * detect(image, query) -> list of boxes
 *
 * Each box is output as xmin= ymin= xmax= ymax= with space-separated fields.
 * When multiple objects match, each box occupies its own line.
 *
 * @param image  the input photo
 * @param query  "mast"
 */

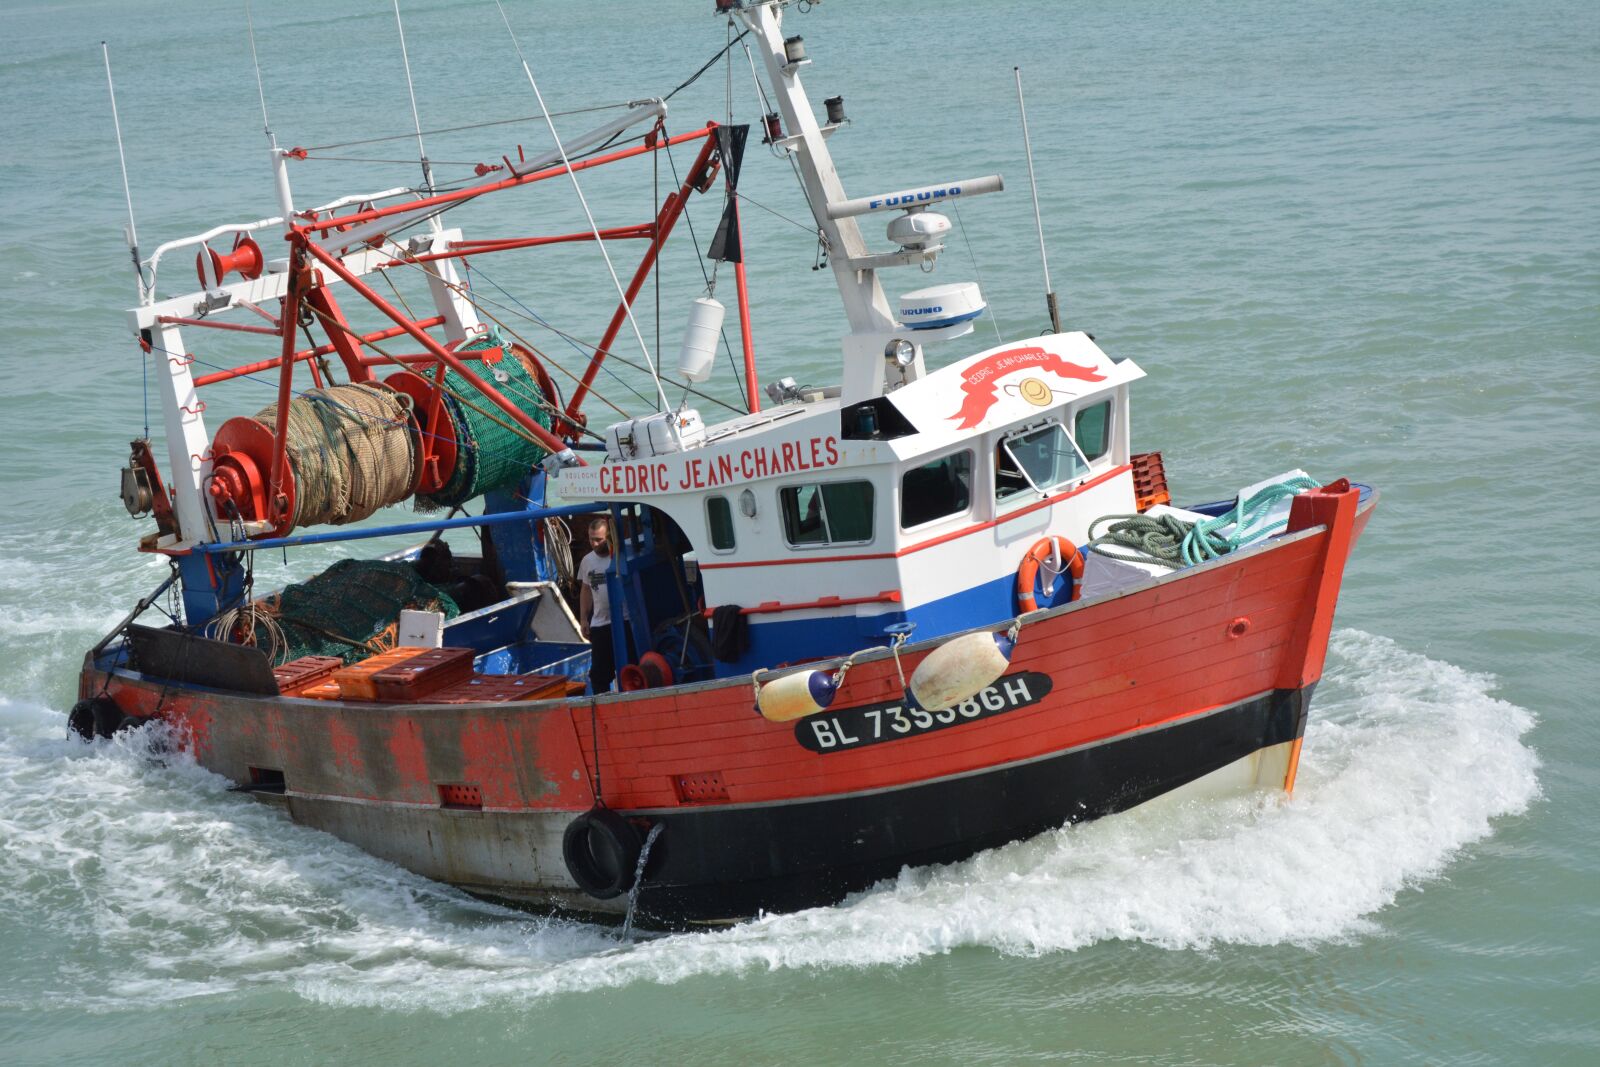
xmin=735 ymin=1 xmax=906 ymax=403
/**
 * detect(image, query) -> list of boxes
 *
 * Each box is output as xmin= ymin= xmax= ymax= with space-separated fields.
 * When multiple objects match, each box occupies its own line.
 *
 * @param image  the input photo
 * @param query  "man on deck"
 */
xmin=577 ymin=516 xmax=631 ymax=693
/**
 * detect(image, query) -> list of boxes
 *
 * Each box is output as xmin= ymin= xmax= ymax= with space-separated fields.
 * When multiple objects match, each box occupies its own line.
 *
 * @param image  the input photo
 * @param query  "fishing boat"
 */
xmin=77 ymin=0 xmax=1375 ymax=927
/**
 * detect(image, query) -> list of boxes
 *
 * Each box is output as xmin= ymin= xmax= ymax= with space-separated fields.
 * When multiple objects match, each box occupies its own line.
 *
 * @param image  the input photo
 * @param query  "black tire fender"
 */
xmin=67 ymin=699 xmax=99 ymax=740
xmin=562 ymin=806 xmax=642 ymax=899
xmin=68 ymin=697 xmax=128 ymax=740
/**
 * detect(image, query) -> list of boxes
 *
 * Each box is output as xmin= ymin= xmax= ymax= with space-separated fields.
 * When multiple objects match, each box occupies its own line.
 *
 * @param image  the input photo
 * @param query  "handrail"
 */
xmin=143 ymin=187 xmax=414 ymax=291
xmin=190 ymin=501 xmax=599 ymax=555
xmin=702 ymin=591 xmax=902 ymax=618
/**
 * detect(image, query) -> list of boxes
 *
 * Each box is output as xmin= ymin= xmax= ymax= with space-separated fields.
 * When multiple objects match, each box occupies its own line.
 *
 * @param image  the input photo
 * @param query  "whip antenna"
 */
xmin=100 ymin=42 xmax=146 ymax=302
xmin=1014 ymin=66 xmax=1061 ymax=334
xmin=245 ymin=0 xmax=271 ymax=137
xmin=391 ymin=0 xmax=436 ymax=198
xmin=493 ymin=0 xmax=670 ymax=412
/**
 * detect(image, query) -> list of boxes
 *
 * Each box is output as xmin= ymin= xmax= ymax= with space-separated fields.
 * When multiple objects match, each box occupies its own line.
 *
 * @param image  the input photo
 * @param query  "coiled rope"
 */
xmin=1088 ymin=476 xmax=1322 ymax=569
xmin=543 ymin=515 xmax=575 ymax=584
xmin=254 ymin=383 xmax=416 ymax=527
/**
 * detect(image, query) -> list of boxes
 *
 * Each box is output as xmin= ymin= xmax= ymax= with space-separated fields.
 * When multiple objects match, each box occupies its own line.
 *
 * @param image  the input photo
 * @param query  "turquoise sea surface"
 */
xmin=2 ymin=1 xmax=1596 ymax=1063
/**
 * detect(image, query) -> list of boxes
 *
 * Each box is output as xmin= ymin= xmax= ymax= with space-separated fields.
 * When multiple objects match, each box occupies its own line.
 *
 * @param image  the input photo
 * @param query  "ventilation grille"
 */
xmin=674 ymin=771 xmax=729 ymax=804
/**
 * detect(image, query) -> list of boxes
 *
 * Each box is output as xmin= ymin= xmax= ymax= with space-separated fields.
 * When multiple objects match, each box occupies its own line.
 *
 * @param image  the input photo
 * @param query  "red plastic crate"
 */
xmin=273 ymin=655 xmax=344 ymax=695
xmin=370 ymin=647 xmax=476 ymax=701
xmin=430 ymin=673 xmax=571 ymax=704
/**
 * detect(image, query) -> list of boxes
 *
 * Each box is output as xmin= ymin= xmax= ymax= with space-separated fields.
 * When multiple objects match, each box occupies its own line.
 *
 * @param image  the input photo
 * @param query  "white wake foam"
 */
xmin=0 ymin=629 xmax=1539 ymax=1012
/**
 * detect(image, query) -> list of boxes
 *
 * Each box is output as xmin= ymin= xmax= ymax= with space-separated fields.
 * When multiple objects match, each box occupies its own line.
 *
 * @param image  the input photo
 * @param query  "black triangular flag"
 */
xmin=708 ymin=197 xmax=741 ymax=263
xmin=715 ymin=124 xmax=749 ymax=191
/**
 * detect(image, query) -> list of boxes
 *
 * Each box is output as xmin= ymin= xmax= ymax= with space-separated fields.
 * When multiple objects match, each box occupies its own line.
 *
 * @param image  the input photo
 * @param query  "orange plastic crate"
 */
xmin=332 ymin=648 xmax=426 ymax=701
xmin=1131 ymin=451 xmax=1171 ymax=512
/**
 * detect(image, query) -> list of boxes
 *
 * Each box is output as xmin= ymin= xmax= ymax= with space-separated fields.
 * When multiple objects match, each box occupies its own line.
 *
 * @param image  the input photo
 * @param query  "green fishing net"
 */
xmin=251 ymin=558 xmax=459 ymax=665
xmin=417 ymin=332 xmax=553 ymax=509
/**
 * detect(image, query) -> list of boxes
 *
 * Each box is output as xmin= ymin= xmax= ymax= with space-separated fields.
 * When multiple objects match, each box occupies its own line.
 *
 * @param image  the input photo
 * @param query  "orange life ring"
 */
xmin=1015 ymin=536 xmax=1085 ymax=612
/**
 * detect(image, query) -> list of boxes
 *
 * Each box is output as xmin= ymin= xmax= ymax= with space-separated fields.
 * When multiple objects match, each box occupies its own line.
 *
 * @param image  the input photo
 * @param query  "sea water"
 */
xmin=1 ymin=1 xmax=1595 ymax=1063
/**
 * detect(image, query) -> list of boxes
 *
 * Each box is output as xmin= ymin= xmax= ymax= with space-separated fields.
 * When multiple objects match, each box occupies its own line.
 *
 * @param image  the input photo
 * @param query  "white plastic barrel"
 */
xmin=676 ymin=296 xmax=725 ymax=383
xmin=756 ymin=669 xmax=838 ymax=722
xmin=908 ymin=631 xmax=1014 ymax=711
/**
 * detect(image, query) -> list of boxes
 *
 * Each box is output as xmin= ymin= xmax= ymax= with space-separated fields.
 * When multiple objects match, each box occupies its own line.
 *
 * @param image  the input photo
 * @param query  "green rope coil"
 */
xmin=418 ymin=330 xmax=554 ymax=510
xmin=1088 ymin=476 xmax=1323 ymax=569
xmin=1086 ymin=512 xmax=1192 ymax=570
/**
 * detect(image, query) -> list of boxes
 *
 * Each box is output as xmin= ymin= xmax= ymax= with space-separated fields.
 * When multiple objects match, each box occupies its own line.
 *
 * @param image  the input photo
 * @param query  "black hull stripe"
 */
xmin=624 ymin=685 xmax=1313 ymax=925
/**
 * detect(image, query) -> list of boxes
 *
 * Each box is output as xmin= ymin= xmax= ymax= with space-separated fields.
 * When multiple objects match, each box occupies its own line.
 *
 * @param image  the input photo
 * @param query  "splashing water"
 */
xmin=621 ymin=822 xmax=666 ymax=942
xmin=0 ymin=629 xmax=1538 ymax=1014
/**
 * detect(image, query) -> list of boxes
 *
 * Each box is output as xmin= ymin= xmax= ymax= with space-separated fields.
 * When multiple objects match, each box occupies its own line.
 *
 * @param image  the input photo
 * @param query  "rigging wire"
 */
xmin=953 ymin=202 xmax=1006 ymax=344
xmin=466 ymin=264 xmax=652 ymax=412
xmin=493 ymin=0 xmax=669 ymax=412
xmin=296 ymin=123 xmax=641 ymax=257
xmin=390 ymin=0 xmax=435 ymax=196
xmin=450 ymin=266 xmax=747 ymax=418
xmin=353 ymin=231 xmax=648 ymax=418
xmin=379 ymin=267 xmax=418 ymax=320
xmin=298 ymin=154 xmax=495 ymax=167
xmin=734 ymin=190 xmax=821 ymax=237
xmin=661 ymin=132 xmax=750 ymax=411
xmin=663 ymin=28 xmax=751 ymax=102
xmin=299 ymin=300 xmax=591 ymax=445
xmin=738 ymin=34 xmax=827 ymax=248
xmin=358 ymin=118 xmax=752 ymax=420
xmin=299 ymin=103 xmax=637 ymax=153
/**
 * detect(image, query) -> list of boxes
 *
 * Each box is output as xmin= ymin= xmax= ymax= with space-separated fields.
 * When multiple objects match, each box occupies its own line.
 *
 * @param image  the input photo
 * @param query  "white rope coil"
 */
xmin=543 ymin=516 xmax=575 ymax=584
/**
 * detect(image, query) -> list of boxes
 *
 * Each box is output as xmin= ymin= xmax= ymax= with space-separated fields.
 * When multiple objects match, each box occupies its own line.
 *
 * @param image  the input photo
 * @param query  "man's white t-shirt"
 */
xmin=577 ymin=550 xmax=614 ymax=627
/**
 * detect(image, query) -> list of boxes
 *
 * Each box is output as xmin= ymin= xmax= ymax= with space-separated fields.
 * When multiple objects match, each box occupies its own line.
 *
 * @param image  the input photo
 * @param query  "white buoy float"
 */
xmin=908 ymin=631 xmax=1015 ymax=711
xmin=675 ymin=296 xmax=724 ymax=383
xmin=756 ymin=669 xmax=840 ymax=723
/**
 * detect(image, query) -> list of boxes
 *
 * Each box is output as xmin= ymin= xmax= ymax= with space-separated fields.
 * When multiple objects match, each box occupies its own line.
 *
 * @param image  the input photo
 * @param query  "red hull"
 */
xmin=82 ymin=485 xmax=1370 ymax=924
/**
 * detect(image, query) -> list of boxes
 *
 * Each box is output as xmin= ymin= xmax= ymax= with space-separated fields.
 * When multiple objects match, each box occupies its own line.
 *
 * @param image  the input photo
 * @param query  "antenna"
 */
xmin=493 ymin=1 xmax=670 ymax=412
xmin=244 ymin=0 xmax=271 ymax=137
xmin=1014 ymin=66 xmax=1061 ymax=334
xmin=391 ymin=0 xmax=436 ymax=199
xmin=101 ymin=42 xmax=146 ymax=302
xmin=244 ymin=2 xmax=298 ymax=234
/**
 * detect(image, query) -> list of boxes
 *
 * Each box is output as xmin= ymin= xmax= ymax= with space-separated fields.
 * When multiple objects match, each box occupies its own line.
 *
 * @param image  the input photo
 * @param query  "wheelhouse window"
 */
xmin=705 ymin=495 xmax=735 ymax=552
xmin=780 ymin=481 xmax=875 ymax=547
xmin=996 ymin=422 xmax=1090 ymax=502
xmin=900 ymin=450 xmax=973 ymax=529
xmin=1074 ymin=400 xmax=1112 ymax=462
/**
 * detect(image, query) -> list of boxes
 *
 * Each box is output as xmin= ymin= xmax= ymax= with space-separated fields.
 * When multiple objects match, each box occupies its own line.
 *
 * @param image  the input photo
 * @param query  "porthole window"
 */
xmin=779 ymin=481 xmax=875 ymax=547
xmin=900 ymin=450 xmax=973 ymax=529
xmin=705 ymin=495 xmax=735 ymax=552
